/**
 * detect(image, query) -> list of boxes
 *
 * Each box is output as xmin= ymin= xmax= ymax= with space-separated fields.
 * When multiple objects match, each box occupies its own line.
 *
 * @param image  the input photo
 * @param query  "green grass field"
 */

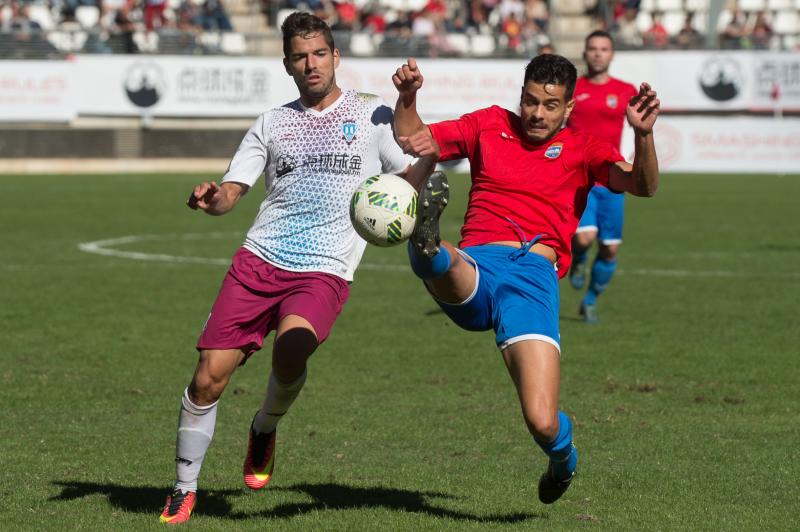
xmin=2 ymin=173 xmax=799 ymax=530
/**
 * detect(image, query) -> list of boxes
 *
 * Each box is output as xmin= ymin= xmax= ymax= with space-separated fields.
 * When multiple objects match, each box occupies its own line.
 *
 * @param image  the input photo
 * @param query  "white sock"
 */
xmin=174 ymin=388 xmax=218 ymax=492
xmin=252 ymin=369 xmax=307 ymax=435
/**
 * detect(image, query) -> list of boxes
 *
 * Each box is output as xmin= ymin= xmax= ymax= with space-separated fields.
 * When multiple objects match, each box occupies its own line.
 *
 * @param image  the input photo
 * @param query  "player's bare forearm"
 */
xmin=393 ymin=58 xmax=427 ymax=139
xmin=394 ymin=96 xmax=426 ymax=139
xmin=401 ymin=153 xmax=439 ymax=191
xmin=629 ymin=130 xmax=659 ymax=197
xmin=187 ymin=181 xmax=247 ymax=215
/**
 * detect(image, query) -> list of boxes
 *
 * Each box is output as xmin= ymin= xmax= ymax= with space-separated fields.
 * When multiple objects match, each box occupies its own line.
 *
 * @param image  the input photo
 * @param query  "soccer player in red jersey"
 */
xmin=567 ymin=30 xmax=639 ymax=323
xmin=392 ymin=54 xmax=660 ymax=504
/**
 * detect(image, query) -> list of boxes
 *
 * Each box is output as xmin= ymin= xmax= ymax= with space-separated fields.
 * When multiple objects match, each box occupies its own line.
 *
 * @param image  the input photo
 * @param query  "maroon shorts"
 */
xmin=197 ymin=247 xmax=350 ymax=357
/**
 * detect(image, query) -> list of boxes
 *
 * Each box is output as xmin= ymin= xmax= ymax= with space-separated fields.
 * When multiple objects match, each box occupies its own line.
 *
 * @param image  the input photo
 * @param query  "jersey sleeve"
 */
xmin=376 ymin=103 xmax=415 ymax=174
xmin=221 ymin=113 xmax=269 ymax=187
xmin=428 ymin=108 xmax=483 ymax=162
xmin=584 ymin=133 xmax=624 ymax=189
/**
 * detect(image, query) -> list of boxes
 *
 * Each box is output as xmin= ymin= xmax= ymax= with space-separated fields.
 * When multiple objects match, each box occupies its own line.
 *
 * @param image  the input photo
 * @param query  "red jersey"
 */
xmin=429 ymin=105 xmax=623 ymax=277
xmin=568 ymin=76 xmax=637 ymax=149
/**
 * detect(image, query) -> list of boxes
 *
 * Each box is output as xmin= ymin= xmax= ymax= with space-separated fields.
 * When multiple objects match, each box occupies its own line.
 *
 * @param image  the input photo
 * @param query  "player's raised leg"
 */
xmin=407 ymin=171 xmax=479 ymax=304
xmin=244 ymin=315 xmax=318 ymax=490
xmin=501 ymin=340 xmax=577 ymax=504
xmin=161 ymin=348 xmax=244 ymax=525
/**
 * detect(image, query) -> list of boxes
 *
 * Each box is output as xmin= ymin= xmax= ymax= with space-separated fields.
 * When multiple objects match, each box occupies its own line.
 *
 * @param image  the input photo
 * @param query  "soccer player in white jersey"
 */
xmin=159 ymin=12 xmax=437 ymax=524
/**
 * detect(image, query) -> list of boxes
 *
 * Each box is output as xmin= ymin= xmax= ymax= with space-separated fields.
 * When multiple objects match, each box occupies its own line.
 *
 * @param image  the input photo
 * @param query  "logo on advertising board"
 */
xmin=124 ymin=62 xmax=166 ymax=108
xmin=699 ymin=56 xmax=743 ymax=102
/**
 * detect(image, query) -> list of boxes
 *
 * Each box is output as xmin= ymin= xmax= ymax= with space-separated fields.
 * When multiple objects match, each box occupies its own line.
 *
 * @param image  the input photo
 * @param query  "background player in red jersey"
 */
xmin=392 ymin=54 xmax=660 ymax=504
xmin=567 ymin=30 xmax=639 ymax=323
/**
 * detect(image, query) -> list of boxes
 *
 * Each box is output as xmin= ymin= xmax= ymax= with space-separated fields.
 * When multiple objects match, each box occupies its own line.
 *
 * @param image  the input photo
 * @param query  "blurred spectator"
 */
xmin=467 ymin=0 xmax=492 ymax=34
xmin=360 ymin=7 xmax=385 ymax=33
xmin=5 ymin=2 xmax=42 ymax=33
xmin=720 ymin=9 xmax=746 ymax=49
xmin=412 ymin=9 xmax=436 ymax=39
xmin=332 ymin=1 xmax=358 ymax=31
xmin=176 ymin=0 xmax=202 ymax=32
xmin=113 ymin=3 xmax=138 ymax=53
xmin=200 ymin=0 xmax=232 ymax=31
xmin=615 ymin=7 xmax=642 ymax=48
xmin=500 ymin=11 xmax=523 ymax=52
xmin=642 ymin=11 xmax=669 ymax=48
xmin=144 ymin=0 xmax=168 ymax=31
xmin=382 ymin=9 xmax=413 ymax=54
xmin=537 ymin=41 xmax=554 ymax=54
xmin=749 ymin=11 xmax=773 ymax=50
xmin=676 ymin=12 xmax=703 ymax=49
xmin=524 ymin=0 xmax=548 ymax=32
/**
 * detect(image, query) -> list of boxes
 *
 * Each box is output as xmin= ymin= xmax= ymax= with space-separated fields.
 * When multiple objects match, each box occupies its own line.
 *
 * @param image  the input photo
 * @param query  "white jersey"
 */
xmin=222 ymin=89 xmax=413 ymax=282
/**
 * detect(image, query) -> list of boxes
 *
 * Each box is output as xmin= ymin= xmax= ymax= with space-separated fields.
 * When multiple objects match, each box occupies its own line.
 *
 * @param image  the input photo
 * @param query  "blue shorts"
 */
xmin=431 ymin=245 xmax=561 ymax=353
xmin=577 ymin=185 xmax=624 ymax=245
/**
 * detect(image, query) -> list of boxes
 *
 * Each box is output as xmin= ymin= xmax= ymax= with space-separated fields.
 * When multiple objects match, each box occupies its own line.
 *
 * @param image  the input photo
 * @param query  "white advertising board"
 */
xmin=621 ymin=116 xmax=800 ymax=173
xmin=71 ymin=55 xmax=523 ymax=119
xmin=1 ymin=52 xmax=799 ymax=120
xmin=612 ymin=52 xmax=800 ymax=112
xmin=0 ymin=61 xmax=75 ymax=122
xmin=74 ymin=55 xmax=296 ymax=117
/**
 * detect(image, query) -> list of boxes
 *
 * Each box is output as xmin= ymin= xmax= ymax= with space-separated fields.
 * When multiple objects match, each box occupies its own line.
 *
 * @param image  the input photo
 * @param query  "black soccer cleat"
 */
xmin=537 ymin=461 xmax=575 ymax=504
xmin=411 ymin=171 xmax=449 ymax=258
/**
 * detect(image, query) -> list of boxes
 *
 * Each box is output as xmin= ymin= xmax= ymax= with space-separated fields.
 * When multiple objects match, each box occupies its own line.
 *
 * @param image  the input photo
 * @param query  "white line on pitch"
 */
xmin=76 ymin=233 xmax=800 ymax=280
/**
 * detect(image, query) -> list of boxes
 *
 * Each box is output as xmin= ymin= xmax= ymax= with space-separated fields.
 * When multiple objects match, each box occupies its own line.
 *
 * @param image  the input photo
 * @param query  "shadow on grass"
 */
xmin=50 ymin=480 xmax=542 ymax=523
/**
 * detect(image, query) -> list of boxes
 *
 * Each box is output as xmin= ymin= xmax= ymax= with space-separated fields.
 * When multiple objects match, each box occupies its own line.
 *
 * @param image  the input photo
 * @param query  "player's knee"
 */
xmin=524 ymin=409 xmax=559 ymax=442
xmin=575 ymin=232 xmax=595 ymax=249
xmin=599 ymin=244 xmax=619 ymax=260
xmin=189 ymin=362 xmax=233 ymax=404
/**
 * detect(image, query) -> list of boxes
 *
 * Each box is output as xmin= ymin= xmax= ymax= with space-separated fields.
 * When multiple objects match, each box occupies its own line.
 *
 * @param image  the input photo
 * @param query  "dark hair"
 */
xmin=281 ymin=12 xmax=335 ymax=58
xmin=585 ymin=29 xmax=615 ymax=49
xmin=523 ymin=54 xmax=577 ymax=101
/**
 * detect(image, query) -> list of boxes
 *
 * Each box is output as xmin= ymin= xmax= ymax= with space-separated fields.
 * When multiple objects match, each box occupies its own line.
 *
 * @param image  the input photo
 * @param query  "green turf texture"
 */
xmin=1 ymin=173 xmax=798 ymax=530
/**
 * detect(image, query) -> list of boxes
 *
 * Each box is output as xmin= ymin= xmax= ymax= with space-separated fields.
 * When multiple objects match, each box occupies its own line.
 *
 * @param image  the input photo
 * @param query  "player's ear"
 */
xmin=564 ymin=98 xmax=576 ymax=121
xmin=333 ymin=47 xmax=341 ymax=69
xmin=283 ymin=57 xmax=291 ymax=76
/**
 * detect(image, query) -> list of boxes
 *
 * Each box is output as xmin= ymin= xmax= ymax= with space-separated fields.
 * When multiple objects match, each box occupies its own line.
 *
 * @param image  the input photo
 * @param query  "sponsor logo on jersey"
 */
xmin=276 ymin=154 xmax=297 ymax=177
xmin=606 ymin=94 xmax=618 ymax=108
xmin=544 ymin=142 xmax=563 ymax=159
xmin=342 ymin=121 xmax=358 ymax=144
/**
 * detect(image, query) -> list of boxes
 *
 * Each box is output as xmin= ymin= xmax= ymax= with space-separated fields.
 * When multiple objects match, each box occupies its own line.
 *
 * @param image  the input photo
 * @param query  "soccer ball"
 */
xmin=350 ymin=174 xmax=418 ymax=247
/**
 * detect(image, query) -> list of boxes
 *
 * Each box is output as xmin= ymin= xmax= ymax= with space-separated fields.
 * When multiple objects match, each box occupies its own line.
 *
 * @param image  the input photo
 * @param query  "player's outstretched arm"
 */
xmin=187 ymin=181 xmax=248 ymax=215
xmin=393 ymin=58 xmax=428 ymax=140
xmin=609 ymin=83 xmax=660 ymax=197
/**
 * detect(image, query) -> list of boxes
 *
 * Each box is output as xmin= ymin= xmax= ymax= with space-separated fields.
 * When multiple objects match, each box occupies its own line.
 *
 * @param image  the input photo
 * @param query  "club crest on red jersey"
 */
xmin=544 ymin=142 xmax=563 ymax=159
xmin=606 ymin=94 xmax=618 ymax=108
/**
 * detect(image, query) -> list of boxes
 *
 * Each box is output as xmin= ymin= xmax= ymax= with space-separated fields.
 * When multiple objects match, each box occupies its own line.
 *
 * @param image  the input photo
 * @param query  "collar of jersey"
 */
xmin=298 ymin=89 xmax=349 ymax=117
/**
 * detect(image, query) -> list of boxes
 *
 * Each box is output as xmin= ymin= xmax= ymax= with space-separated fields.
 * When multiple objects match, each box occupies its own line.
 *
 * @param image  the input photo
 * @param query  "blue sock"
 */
xmin=573 ymin=246 xmax=588 ymax=269
xmin=584 ymin=256 xmax=616 ymax=306
xmin=407 ymin=241 xmax=452 ymax=280
xmin=536 ymin=411 xmax=577 ymax=481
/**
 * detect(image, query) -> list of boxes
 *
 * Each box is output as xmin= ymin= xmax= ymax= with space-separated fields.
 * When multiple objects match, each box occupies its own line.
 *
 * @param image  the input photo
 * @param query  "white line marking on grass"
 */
xmin=77 ymin=233 xmax=799 ymax=279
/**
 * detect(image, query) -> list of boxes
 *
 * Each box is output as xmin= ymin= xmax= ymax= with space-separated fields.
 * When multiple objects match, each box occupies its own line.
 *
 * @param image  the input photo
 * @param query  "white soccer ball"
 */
xmin=350 ymin=174 xmax=418 ymax=247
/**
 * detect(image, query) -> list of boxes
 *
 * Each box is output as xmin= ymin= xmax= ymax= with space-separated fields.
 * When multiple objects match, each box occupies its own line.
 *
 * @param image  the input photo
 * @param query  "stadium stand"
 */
xmin=0 ymin=0 xmax=797 ymax=58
